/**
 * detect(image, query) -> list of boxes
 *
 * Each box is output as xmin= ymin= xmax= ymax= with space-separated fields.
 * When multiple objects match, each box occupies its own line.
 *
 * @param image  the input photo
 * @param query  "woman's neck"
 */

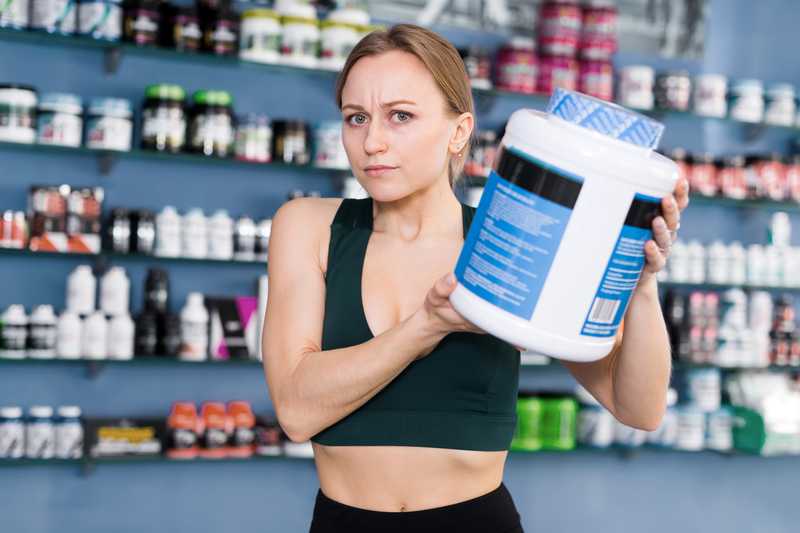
xmin=372 ymin=179 xmax=462 ymax=242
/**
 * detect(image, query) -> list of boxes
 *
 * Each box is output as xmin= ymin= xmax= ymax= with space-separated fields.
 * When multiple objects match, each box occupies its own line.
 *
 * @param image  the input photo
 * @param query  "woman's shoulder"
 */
xmin=272 ymin=196 xmax=344 ymax=229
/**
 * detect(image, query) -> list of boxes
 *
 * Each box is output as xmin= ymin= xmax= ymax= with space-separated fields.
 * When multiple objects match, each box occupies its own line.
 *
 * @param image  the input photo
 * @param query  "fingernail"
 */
xmin=447 ymin=273 xmax=456 ymax=285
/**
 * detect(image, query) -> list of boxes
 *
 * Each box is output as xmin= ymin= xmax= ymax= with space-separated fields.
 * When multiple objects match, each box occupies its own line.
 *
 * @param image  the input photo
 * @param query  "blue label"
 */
xmin=455 ymin=170 xmax=576 ymax=320
xmin=581 ymin=195 xmax=658 ymax=338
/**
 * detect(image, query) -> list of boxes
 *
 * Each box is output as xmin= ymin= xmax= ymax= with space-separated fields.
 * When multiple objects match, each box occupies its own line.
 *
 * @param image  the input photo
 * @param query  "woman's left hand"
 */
xmin=643 ymin=177 xmax=690 ymax=276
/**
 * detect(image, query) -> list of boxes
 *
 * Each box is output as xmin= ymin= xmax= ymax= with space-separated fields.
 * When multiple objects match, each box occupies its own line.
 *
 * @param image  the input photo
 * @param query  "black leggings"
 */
xmin=309 ymin=482 xmax=524 ymax=533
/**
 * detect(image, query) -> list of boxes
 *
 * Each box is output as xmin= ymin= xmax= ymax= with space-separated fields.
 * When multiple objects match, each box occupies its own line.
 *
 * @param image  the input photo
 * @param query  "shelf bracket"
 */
xmin=86 ymin=361 xmax=106 ymax=379
xmin=96 ymin=152 xmax=118 ymax=176
xmin=104 ymin=46 xmax=123 ymax=75
xmin=80 ymin=458 xmax=95 ymax=477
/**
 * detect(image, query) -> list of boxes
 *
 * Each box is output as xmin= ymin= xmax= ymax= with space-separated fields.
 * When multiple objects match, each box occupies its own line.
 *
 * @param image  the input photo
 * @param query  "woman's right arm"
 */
xmin=262 ymin=198 xmax=471 ymax=443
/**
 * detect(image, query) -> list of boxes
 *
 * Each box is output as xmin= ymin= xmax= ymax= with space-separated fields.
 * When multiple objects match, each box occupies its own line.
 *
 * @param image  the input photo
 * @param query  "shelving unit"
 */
xmin=0 ymin=140 xmax=349 ymax=177
xmin=2 ymin=28 xmax=799 ymax=135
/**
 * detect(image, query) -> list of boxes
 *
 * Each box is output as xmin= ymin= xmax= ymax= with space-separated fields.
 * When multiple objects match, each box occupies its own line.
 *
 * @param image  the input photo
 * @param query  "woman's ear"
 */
xmin=449 ymin=112 xmax=474 ymax=156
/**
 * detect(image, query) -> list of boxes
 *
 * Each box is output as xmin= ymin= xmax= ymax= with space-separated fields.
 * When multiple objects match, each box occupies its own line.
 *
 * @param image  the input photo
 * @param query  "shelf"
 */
xmin=687 ymin=195 xmax=800 ymax=212
xmin=2 ymin=446 xmax=793 ymax=474
xmin=0 ymin=140 xmax=347 ymax=177
xmin=3 ymin=28 xmax=800 ymax=138
xmin=660 ymin=280 xmax=800 ymax=292
xmin=0 ymin=247 xmax=267 ymax=268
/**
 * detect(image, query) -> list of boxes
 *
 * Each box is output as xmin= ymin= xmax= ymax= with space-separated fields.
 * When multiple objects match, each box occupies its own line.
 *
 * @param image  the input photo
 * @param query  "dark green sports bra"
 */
xmin=310 ymin=198 xmax=520 ymax=451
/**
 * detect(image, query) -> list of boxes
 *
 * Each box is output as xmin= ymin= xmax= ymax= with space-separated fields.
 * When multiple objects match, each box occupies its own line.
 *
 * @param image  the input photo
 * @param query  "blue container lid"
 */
xmin=546 ymin=89 xmax=665 ymax=149
xmin=39 ymin=93 xmax=83 ymax=114
xmin=88 ymin=97 xmax=133 ymax=118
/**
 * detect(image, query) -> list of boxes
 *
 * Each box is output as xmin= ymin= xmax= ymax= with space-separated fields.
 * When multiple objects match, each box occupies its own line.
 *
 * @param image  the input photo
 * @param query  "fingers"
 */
xmin=429 ymin=272 xmax=457 ymax=304
xmin=675 ymin=177 xmax=690 ymax=211
xmin=652 ymin=216 xmax=673 ymax=252
xmin=661 ymin=194 xmax=680 ymax=233
xmin=644 ymin=240 xmax=667 ymax=273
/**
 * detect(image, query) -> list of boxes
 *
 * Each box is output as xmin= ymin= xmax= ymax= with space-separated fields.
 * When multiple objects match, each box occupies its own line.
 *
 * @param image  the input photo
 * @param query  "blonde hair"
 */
xmin=335 ymin=24 xmax=475 ymax=187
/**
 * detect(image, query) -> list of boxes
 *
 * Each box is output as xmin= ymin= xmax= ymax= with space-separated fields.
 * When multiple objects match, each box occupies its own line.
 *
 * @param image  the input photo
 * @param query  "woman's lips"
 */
xmin=364 ymin=165 xmax=397 ymax=177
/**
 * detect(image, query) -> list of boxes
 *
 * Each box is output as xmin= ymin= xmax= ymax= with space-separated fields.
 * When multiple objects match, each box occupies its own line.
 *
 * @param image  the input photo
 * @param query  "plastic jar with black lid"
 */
xmin=123 ymin=0 xmax=160 ymax=46
xmin=272 ymin=120 xmax=310 ymax=165
xmin=200 ymin=2 xmax=239 ymax=56
xmin=141 ymin=84 xmax=186 ymax=153
xmin=0 ymin=84 xmax=38 ymax=144
xmin=188 ymin=90 xmax=235 ymax=157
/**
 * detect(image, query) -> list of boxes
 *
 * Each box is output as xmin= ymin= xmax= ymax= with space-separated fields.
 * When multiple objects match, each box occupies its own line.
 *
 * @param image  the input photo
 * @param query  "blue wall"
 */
xmin=2 ymin=1 xmax=800 ymax=532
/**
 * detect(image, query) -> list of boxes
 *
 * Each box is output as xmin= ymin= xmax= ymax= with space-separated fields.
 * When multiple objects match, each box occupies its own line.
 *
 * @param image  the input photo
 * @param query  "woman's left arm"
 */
xmin=561 ymin=177 xmax=690 ymax=431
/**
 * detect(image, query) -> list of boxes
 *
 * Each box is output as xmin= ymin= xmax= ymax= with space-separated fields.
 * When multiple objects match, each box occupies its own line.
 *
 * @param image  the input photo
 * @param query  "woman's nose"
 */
xmin=363 ymin=121 xmax=388 ymax=155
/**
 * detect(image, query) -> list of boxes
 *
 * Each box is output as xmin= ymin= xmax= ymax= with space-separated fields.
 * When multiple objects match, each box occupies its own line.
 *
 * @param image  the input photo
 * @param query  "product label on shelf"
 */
xmin=581 ymin=193 xmax=661 ymax=338
xmin=77 ymin=2 xmax=122 ymax=39
xmin=455 ymin=148 xmax=583 ymax=320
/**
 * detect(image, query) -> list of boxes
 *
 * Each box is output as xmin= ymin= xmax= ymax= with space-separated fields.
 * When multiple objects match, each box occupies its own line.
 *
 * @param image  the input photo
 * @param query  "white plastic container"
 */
xmin=54 ymin=406 xmax=83 ymax=459
xmin=26 ymin=406 xmax=55 ymax=459
xmin=764 ymin=84 xmax=796 ymax=127
xmin=156 ymin=205 xmax=182 ymax=258
xmin=0 ymin=86 xmax=37 ymax=144
xmin=56 ymin=310 xmax=82 ymax=359
xmin=675 ymin=408 xmax=705 ymax=451
xmin=107 ymin=313 xmax=134 ymax=360
xmin=692 ymin=74 xmax=727 ymax=118
xmin=208 ymin=210 xmax=234 ymax=260
xmin=66 ymin=265 xmax=96 ymax=315
xmin=240 ymin=9 xmax=282 ymax=64
xmin=182 ymin=208 xmax=208 ymax=259
xmin=37 ymin=93 xmax=83 ymax=147
xmin=618 ymin=66 xmax=655 ymax=110
xmin=450 ymin=90 xmax=677 ymax=361
xmin=667 ymin=239 xmax=689 ymax=282
xmin=727 ymin=241 xmax=747 ymax=285
xmin=100 ymin=266 xmax=130 ymax=317
xmin=319 ymin=18 xmax=360 ymax=71
xmin=706 ymin=240 xmax=729 ymax=285
xmin=746 ymin=244 xmax=767 ymax=286
xmin=686 ymin=240 xmax=707 ymax=284
xmin=729 ymin=80 xmax=764 ymax=124
xmin=86 ymin=98 xmax=133 ymax=151
xmin=0 ymin=406 xmax=25 ymax=459
xmin=28 ymin=305 xmax=57 ymax=359
xmin=0 ymin=305 xmax=28 ymax=359
xmin=179 ymin=292 xmax=209 ymax=361
xmin=279 ymin=3 xmax=320 ymax=69
xmin=81 ymin=310 xmax=107 ymax=360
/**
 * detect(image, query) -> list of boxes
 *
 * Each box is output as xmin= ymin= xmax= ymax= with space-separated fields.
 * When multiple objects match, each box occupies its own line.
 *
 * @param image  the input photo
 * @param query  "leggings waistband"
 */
xmin=310 ymin=483 xmax=522 ymax=533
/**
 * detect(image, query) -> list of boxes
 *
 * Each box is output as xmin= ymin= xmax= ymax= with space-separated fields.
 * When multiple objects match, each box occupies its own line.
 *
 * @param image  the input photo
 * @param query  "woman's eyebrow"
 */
xmin=341 ymin=100 xmax=417 ymax=112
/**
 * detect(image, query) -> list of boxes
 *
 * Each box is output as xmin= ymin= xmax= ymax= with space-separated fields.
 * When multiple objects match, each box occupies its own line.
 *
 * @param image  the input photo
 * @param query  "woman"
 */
xmin=262 ymin=24 xmax=689 ymax=533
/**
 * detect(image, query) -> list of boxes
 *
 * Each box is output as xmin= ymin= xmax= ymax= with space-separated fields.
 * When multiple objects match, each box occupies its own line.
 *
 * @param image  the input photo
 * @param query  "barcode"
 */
xmin=589 ymin=298 xmax=620 ymax=324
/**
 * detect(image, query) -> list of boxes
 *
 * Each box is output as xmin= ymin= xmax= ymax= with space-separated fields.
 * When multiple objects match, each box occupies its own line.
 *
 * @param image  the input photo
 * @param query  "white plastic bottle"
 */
xmin=727 ymin=241 xmax=747 ymax=285
xmin=0 ymin=305 xmax=28 ymax=359
xmin=686 ymin=240 xmax=707 ymax=284
xmin=667 ymin=239 xmax=689 ymax=283
xmin=0 ymin=406 xmax=25 ymax=459
xmin=66 ymin=265 xmax=96 ymax=315
xmin=107 ymin=313 xmax=135 ymax=360
xmin=208 ymin=210 xmax=234 ymax=260
xmin=26 ymin=406 xmax=55 ymax=459
xmin=100 ymin=266 xmax=130 ymax=317
xmin=706 ymin=240 xmax=729 ymax=285
xmin=56 ymin=311 xmax=83 ymax=359
xmin=179 ymin=293 xmax=209 ymax=361
xmin=28 ymin=305 xmax=57 ymax=359
xmin=747 ymin=244 xmax=766 ymax=287
xmin=54 ymin=406 xmax=84 ymax=459
xmin=156 ymin=206 xmax=182 ymax=258
xmin=182 ymin=208 xmax=208 ymax=259
xmin=81 ymin=311 xmax=108 ymax=360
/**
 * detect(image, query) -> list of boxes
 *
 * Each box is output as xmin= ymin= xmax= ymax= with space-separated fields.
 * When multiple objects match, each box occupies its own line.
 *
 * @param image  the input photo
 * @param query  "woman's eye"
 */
xmin=392 ymin=111 xmax=412 ymax=123
xmin=347 ymin=113 xmax=367 ymax=126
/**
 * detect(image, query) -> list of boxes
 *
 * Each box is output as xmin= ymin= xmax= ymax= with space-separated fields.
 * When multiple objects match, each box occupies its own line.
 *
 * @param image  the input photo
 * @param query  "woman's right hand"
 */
xmin=421 ymin=272 xmax=486 ymax=337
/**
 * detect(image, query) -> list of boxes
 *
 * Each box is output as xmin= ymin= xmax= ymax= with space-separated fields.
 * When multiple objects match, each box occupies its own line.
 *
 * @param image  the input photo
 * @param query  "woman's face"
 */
xmin=340 ymin=50 xmax=465 ymax=202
